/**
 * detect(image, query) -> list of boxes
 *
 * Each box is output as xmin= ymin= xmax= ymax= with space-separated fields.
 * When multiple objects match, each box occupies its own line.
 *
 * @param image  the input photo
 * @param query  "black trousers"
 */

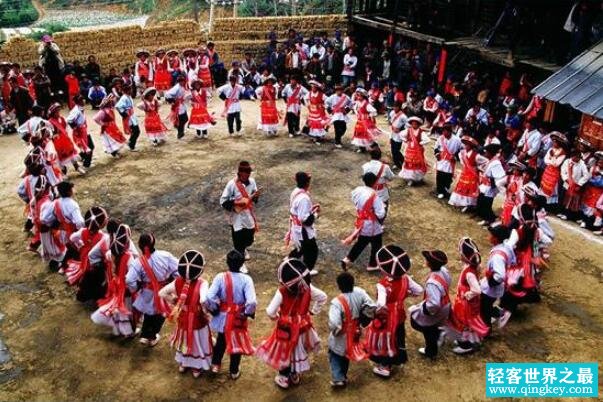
xmin=370 ymin=324 xmax=407 ymax=366
xmin=390 ymin=139 xmax=403 ymax=169
xmin=212 ymin=332 xmax=241 ymax=374
xmin=81 ymin=134 xmax=95 ymax=168
xmin=347 ymin=233 xmax=382 ymax=267
xmin=140 ymin=313 xmax=165 ymax=340
xmin=436 ymin=170 xmax=454 ymax=197
xmin=480 ymin=293 xmax=498 ymax=333
xmin=128 ymin=125 xmax=140 ymax=150
xmin=410 ymin=317 xmax=441 ymax=359
xmin=227 ymin=112 xmax=242 ymax=134
xmin=333 ymin=121 xmax=347 ymax=145
xmin=500 ymin=289 xmax=541 ymax=314
xmin=286 ymin=112 xmax=300 ymax=135
xmin=476 ymin=193 xmax=496 ymax=222
xmin=288 ymin=235 xmax=318 ymax=270
xmin=232 ymin=227 xmax=254 ymax=255
xmin=176 ymin=113 xmax=188 ymax=138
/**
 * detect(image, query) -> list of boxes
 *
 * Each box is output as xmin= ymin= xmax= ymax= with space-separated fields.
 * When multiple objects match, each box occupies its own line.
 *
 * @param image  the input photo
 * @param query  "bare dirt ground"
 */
xmin=0 ymin=97 xmax=601 ymax=401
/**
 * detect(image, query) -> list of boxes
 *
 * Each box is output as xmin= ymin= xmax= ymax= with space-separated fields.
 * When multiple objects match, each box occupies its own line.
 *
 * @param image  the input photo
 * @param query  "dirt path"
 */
xmin=0 ymin=99 xmax=601 ymax=401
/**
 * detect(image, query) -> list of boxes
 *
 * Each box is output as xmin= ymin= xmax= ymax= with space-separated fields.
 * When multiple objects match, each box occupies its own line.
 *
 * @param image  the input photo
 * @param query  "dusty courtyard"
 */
xmin=0 ymin=97 xmax=601 ymax=401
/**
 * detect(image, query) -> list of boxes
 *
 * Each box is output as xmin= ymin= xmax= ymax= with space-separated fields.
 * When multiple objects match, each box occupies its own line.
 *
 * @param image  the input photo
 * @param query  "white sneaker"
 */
xmin=556 ymin=213 xmax=567 ymax=220
xmin=437 ymin=194 xmax=444 ymax=199
xmin=289 ymin=134 xmax=294 ymax=138
xmin=148 ymin=334 xmax=161 ymax=347
xmin=580 ymin=222 xmax=586 ymax=228
xmin=244 ymin=250 xmax=250 ymax=260
xmin=372 ymin=365 xmax=391 ymax=378
xmin=577 ymin=219 xmax=584 ymax=225
xmin=77 ymin=167 xmax=86 ymax=174
xmin=452 ymin=345 xmax=475 ymax=355
xmin=334 ymin=143 xmax=342 ymax=149
xmin=309 ymin=269 xmax=319 ymax=276
xmin=407 ymin=181 xmax=413 ymax=187
xmin=356 ymin=148 xmax=362 ymax=153
xmin=418 ymin=347 xmax=426 ymax=355
xmin=593 ymin=229 xmax=603 ymax=235
xmin=340 ymin=258 xmax=350 ymax=271
xmin=274 ymin=375 xmax=289 ymax=389
xmin=498 ymin=310 xmax=512 ymax=329
xmin=461 ymin=206 xmax=469 ymax=213
xmin=139 ymin=337 xmax=149 ymax=345
xmin=240 ymin=265 xmax=249 ymax=274
xmin=366 ymin=265 xmax=380 ymax=272
xmin=477 ymin=220 xmax=488 ymax=226
xmin=437 ymin=331 xmax=446 ymax=348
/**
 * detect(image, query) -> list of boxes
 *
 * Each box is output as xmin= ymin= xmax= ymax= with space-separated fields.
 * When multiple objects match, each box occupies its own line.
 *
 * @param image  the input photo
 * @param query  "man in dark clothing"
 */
xmin=32 ymin=66 xmax=52 ymax=110
xmin=270 ymin=46 xmax=287 ymax=81
xmin=84 ymin=55 xmax=101 ymax=82
xmin=8 ymin=77 xmax=34 ymax=125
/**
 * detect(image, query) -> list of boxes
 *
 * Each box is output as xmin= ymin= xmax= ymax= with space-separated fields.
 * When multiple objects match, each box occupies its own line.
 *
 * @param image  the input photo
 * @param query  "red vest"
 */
xmin=174 ymin=277 xmax=208 ymax=330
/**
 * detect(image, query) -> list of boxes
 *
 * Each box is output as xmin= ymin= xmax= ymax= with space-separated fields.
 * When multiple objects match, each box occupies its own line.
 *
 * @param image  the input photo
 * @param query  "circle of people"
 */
xmin=13 ymin=42 xmax=603 ymax=391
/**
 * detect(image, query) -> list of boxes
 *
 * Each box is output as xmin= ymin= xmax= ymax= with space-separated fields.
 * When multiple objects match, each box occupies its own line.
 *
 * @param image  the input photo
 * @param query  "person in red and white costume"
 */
xmin=388 ymin=101 xmax=408 ymax=171
xmin=433 ymin=123 xmax=462 ymax=199
xmin=325 ymin=84 xmax=352 ymax=148
xmin=47 ymin=102 xmax=85 ymax=175
xmin=197 ymin=45 xmax=214 ymax=90
xmin=303 ymin=80 xmax=329 ymax=144
xmin=40 ymin=181 xmax=85 ymax=271
xmin=255 ymin=76 xmax=280 ymax=136
xmin=91 ymin=223 xmax=137 ymax=338
xmin=188 ymin=79 xmax=216 ymax=139
xmin=449 ymin=135 xmax=484 ymax=210
xmin=217 ymin=75 xmax=244 ymax=137
xmin=540 ymin=131 xmax=567 ymax=207
xmin=409 ymin=249 xmax=451 ymax=359
xmin=138 ymin=87 xmax=168 ymax=145
xmin=580 ymin=152 xmax=603 ymax=229
xmin=399 ymin=116 xmax=430 ymax=186
xmin=341 ymin=172 xmax=386 ymax=272
xmin=256 ymin=258 xmax=327 ymax=389
xmin=285 ymin=172 xmax=321 ymax=276
xmin=362 ymin=147 xmax=395 ymax=213
xmin=93 ymin=94 xmax=127 ymax=157
xmin=351 ymin=88 xmax=384 ymax=152
xmin=558 ymin=150 xmax=591 ymax=221
xmin=126 ymin=233 xmax=179 ymax=347
xmin=134 ymin=49 xmax=153 ymax=96
xmin=282 ymin=75 xmax=308 ymax=138
xmin=220 ymin=161 xmax=262 ymax=263
xmin=446 ymin=237 xmax=489 ymax=355
xmin=166 ymin=49 xmax=183 ymax=85
xmin=152 ymin=49 xmax=171 ymax=94
xmin=164 ymin=75 xmax=190 ymax=140
xmin=421 ymin=90 xmax=439 ymax=129
xmin=366 ymin=245 xmax=423 ymax=378
xmin=500 ymin=161 xmax=526 ymax=227
xmin=160 ymin=250 xmax=213 ymax=378
xmin=67 ymin=95 xmax=93 ymax=168
xmin=65 ymin=206 xmax=108 ymax=287
xmin=476 ymin=143 xmax=507 ymax=226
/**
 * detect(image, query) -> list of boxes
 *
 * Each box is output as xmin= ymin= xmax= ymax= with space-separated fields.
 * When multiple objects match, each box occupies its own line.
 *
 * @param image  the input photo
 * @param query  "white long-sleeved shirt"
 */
xmin=328 ymin=287 xmax=375 ymax=357
xmin=325 ymin=93 xmax=352 ymax=123
xmin=159 ymin=278 xmax=209 ymax=306
xmin=114 ymin=94 xmax=138 ymax=126
xmin=342 ymin=54 xmax=357 ymax=77
xmin=389 ymin=110 xmax=407 ymax=142
xmin=216 ymin=83 xmax=243 ymax=114
xmin=464 ymin=107 xmax=489 ymax=125
xmin=434 ymin=134 xmax=462 ymax=173
xmin=351 ymin=185 xmax=386 ymax=236
xmin=479 ymin=158 xmax=507 ymax=198
xmin=66 ymin=105 xmax=86 ymax=128
xmin=481 ymin=242 xmax=516 ymax=298
xmin=40 ymin=197 xmax=85 ymax=229
xmin=518 ymin=129 xmax=543 ymax=157
xmin=282 ymin=84 xmax=309 ymax=114
xmin=375 ymin=276 xmax=423 ymax=308
xmin=220 ymin=177 xmax=258 ymax=231
xmin=164 ymin=83 xmax=189 ymax=115
xmin=289 ymin=188 xmax=316 ymax=243
xmin=362 ymin=160 xmax=395 ymax=202
xmin=560 ymin=159 xmax=591 ymax=188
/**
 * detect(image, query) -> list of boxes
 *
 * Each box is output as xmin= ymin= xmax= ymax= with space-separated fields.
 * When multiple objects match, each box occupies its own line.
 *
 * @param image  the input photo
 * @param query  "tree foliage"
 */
xmin=237 ymin=0 xmax=344 ymax=17
xmin=0 ymin=0 xmax=39 ymax=27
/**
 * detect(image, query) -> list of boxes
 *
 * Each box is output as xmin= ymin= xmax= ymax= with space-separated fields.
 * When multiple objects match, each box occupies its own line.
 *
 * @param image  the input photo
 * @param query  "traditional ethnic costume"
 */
xmin=256 ymin=258 xmax=326 ymax=389
xmin=449 ymin=136 xmax=482 ymax=208
xmin=325 ymin=89 xmax=351 ymax=147
xmin=434 ymin=130 xmax=462 ymax=198
xmin=93 ymin=95 xmax=127 ymax=156
xmin=352 ymin=89 xmax=383 ymax=150
xmin=67 ymin=103 xmax=93 ymax=167
xmin=366 ymin=245 xmax=422 ymax=377
xmin=304 ymin=82 xmax=329 ymax=141
xmin=282 ymin=81 xmax=308 ymax=138
xmin=160 ymin=250 xmax=213 ymax=376
xmin=217 ymin=79 xmax=243 ymax=136
xmin=255 ymin=79 xmax=280 ymax=136
xmin=139 ymin=88 xmax=169 ymax=143
xmin=399 ymin=117 xmax=430 ymax=184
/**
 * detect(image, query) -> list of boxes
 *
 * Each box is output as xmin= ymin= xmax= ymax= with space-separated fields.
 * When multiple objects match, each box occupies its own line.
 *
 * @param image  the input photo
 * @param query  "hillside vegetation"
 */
xmin=0 ymin=0 xmax=39 ymax=27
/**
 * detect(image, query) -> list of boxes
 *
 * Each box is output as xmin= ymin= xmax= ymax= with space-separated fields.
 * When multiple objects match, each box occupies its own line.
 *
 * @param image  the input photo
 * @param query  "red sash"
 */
xmin=439 ymin=136 xmax=455 ymax=172
xmin=139 ymin=255 xmax=171 ymax=316
xmin=170 ymin=278 xmax=207 ymax=355
xmin=390 ymin=111 xmax=405 ymax=131
xmin=285 ymin=189 xmax=308 ymax=247
xmin=373 ymin=163 xmax=386 ymax=191
xmin=222 ymin=85 xmax=240 ymax=117
xmin=342 ymin=192 xmax=377 ymax=245
xmin=427 ymin=273 xmax=450 ymax=307
xmin=138 ymin=61 xmax=150 ymax=79
xmin=53 ymin=199 xmax=77 ymax=235
xmin=99 ymin=252 xmax=132 ymax=315
xmin=65 ymin=229 xmax=103 ymax=286
xmin=540 ymin=164 xmax=561 ymax=197
xmin=403 ymin=128 xmax=427 ymax=173
xmin=234 ymin=179 xmax=259 ymax=232
xmin=332 ymin=94 xmax=348 ymax=114
xmin=222 ymin=272 xmax=255 ymax=355
xmin=283 ymin=86 xmax=302 ymax=125
xmin=337 ymin=294 xmax=367 ymax=362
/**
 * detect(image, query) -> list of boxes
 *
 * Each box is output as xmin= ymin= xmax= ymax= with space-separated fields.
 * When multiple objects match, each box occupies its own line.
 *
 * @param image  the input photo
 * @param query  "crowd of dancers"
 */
xmin=10 ymin=39 xmax=602 ymax=391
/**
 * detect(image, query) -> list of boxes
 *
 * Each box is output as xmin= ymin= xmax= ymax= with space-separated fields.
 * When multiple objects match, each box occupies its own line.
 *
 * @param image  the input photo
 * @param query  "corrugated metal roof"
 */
xmin=532 ymin=40 xmax=603 ymax=119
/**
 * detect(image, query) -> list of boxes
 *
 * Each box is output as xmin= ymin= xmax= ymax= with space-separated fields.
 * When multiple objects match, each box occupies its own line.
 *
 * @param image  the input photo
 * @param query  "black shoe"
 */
xmin=48 ymin=260 xmax=60 ymax=272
